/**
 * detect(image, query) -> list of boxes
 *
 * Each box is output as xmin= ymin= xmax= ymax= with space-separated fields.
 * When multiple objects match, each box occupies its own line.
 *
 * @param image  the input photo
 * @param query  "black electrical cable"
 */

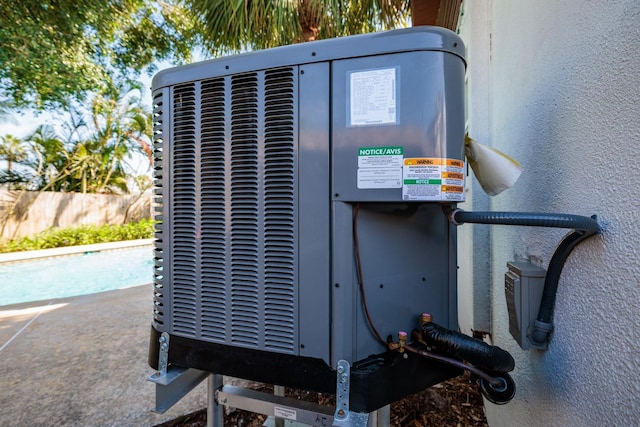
xmin=530 ymin=230 xmax=592 ymax=344
xmin=353 ymin=203 xmax=387 ymax=346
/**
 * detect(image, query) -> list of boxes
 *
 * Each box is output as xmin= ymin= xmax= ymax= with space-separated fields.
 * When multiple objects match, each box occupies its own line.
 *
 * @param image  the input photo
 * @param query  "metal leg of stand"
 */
xmin=207 ymin=374 xmax=224 ymax=427
xmin=367 ymin=405 xmax=390 ymax=427
xmin=274 ymin=385 xmax=285 ymax=427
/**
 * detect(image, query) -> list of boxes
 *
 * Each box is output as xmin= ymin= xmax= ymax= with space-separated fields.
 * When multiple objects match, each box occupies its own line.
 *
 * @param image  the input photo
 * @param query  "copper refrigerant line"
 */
xmin=353 ymin=204 xmax=512 ymax=387
xmin=385 ymin=313 xmax=509 ymax=387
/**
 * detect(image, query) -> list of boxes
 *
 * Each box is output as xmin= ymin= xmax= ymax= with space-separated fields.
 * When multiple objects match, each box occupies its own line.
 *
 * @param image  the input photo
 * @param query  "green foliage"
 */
xmin=0 ymin=218 xmax=154 ymax=253
xmin=0 ymin=83 xmax=152 ymax=193
xmin=0 ymin=0 xmax=203 ymax=110
xmin=0 ymin=135 xmax=27 ymax=171
xmin=0 ymin=0 xmax=411 ymax=111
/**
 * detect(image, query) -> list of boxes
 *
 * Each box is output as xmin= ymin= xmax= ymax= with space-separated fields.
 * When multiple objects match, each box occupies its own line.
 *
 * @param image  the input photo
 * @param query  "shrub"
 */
xmin=0 ymin=219 xmax=154 ymax=253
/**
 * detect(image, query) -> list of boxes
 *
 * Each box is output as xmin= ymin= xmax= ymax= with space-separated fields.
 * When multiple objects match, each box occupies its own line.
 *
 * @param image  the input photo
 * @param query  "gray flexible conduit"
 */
xmin=449 ymin=209 xmax=600 ymax=345
xmin=450 ymin=210 xmax=599 ymax=231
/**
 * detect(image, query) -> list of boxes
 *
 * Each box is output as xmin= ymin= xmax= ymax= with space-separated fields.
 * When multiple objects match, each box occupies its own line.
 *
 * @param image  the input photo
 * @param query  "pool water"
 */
xmin=0 ymin=246 xmax=153 ymax=307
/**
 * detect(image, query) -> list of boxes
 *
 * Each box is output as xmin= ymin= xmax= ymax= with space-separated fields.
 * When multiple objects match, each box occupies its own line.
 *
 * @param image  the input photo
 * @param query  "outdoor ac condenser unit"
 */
xmin=148 ymin=26 xmax=467 ymax=415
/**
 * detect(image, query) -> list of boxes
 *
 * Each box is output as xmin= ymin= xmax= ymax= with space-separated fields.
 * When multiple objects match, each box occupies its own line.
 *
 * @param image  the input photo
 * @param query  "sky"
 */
xmin=2 ymin=110 xmax=60 ymax=139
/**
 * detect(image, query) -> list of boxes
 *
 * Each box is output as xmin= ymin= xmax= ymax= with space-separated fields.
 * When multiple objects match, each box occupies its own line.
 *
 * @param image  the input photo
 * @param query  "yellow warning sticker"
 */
xmin=402 ymin=158 xmax=465 ymax=201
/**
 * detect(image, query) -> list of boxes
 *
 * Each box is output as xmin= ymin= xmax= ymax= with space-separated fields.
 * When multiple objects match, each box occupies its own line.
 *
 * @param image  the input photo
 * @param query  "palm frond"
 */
xmin=183 ymin=0 xmax=410 ymax=55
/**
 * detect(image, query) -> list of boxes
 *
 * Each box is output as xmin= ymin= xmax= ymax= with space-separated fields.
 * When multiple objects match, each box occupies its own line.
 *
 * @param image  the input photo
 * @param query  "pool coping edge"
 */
xmin=0 ymin=239 xmax=154 ymax=264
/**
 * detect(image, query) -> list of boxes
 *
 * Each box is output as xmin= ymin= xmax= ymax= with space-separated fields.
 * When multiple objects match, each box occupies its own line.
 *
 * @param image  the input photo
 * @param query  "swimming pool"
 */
xmin=0 ymin=246 xmax=153 ymax=307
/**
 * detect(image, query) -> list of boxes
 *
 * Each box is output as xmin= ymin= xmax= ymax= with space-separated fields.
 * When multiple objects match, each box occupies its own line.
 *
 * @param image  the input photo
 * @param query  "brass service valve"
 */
xmin=388 ymin=331 xmax=408 ymax=353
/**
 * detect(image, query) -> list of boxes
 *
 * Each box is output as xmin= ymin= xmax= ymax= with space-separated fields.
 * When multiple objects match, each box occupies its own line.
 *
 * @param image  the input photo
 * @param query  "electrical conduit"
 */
xmin=448 ymin=209 xmax=600 ymax=346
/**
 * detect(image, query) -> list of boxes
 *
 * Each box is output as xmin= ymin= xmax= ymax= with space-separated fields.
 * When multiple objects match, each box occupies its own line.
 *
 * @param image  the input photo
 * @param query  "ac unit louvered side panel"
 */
xmin=263 ymin=68 xmax=297 ymax=352
xmin=229 ymin=73 xmax=261 ymax=347
xmin=166 ymin=68 xmax=299 ymax=355
xmin=171 ymin=84 xmax=198 ymax=336
xmin=152 ymin=91 xmax=165 ymax=328
xmin=199 ymin=78 xmax=228 ymax=341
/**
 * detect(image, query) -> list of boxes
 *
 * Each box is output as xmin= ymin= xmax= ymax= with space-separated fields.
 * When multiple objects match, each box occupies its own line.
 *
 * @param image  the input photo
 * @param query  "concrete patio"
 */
xmin=0 ymin=284 xmax=208 ymax=426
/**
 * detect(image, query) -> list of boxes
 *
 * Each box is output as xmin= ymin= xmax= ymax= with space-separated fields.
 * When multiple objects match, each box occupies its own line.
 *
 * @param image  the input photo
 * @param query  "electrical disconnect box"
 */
xmin=148 ymin=26 xmax=469 ymax=417
xmin=505 ymin=261 xmax=547 ymax=350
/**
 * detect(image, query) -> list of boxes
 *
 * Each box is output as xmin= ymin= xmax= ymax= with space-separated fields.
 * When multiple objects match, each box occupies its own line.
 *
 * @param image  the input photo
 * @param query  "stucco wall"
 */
xmin=456 ymin=0 xmax=492 ymax=336
xmin=459 ymin=1 xmax=640 ymax=425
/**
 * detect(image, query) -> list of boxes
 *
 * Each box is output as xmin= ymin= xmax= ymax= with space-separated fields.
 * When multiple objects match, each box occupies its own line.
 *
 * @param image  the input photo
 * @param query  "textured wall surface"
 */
xmin=456 ymin=0 xmax=492 ymax=336
xmin=460 ymin=1 xmax=640 ymax=425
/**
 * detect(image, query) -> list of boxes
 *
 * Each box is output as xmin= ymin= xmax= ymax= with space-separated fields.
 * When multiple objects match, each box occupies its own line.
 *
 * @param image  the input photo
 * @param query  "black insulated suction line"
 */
xmin=421 ymin=321 xmax=515 ymax=373
xmin=449 ymin=209 xmax=600 ymax=345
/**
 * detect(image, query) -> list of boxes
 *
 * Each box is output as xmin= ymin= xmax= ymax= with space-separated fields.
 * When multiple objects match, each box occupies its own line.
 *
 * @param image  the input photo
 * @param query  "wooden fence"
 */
xmin=0 ymin=190 xmax=151 ymax=241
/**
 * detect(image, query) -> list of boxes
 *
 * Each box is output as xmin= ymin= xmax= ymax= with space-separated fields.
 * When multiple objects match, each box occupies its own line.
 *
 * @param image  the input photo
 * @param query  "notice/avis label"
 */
xmin=357 ymin=146 xmax=403 ymax=189
xmin=403 ymin=158 xmax=465 ymax=201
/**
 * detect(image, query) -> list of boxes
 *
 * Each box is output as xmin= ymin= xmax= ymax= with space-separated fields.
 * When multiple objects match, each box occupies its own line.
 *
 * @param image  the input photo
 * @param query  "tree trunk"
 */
xmin=298 ymin=0 xmax=320 ymax=42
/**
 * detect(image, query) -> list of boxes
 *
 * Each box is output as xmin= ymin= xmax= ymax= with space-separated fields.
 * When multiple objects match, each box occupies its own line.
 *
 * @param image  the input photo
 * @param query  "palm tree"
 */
xmin=0 ymin=134 xmax=29 ymax=189
xmin=0 ymin=135 xmax=27 ymax=172
xmin=88 ymin=83 xmax=153 ymax=193
xmin=182 ymin=0 xmax=461 ymax=56
xmin=62 ymin=82 xmax=153 ymax=194
xmin=0 ymin=125 xmax=68 ymax=190
xmin=21 ymin=125 xmax=70 ymax=191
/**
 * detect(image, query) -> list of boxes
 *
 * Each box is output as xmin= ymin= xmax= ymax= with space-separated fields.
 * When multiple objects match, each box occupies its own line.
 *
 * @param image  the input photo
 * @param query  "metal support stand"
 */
xmin=148 ymin=367 xmax=209 ymax=413
xmin=149 ymin=332 xmax=399 ymax=427
xmin=206 ymin=360 xmax=386 ymax=427
xmin=274 ymin=386 xmax=286 ymax=427
xmin=150 ymin=345 xmax=389 ymax=427
xmin=207 ymin=374 xmax=224 ymax=427
xmin=216 ymin=384 xmax=334 ymax=426
xmin=367 ymin=406 xmax=390 ymax=427
xmin=332 ymin=360 xmax=369 ymax=427
xmin=148 ymin=333 xmax=209 ymax=414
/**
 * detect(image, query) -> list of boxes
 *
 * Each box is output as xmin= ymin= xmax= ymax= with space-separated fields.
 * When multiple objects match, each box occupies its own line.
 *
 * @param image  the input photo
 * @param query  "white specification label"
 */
xmin=357 ymin=146 xmax=403 ymax=189
xmin=358 ymin=168 xmax=403 ymax=189
xmin=402 ymin=158 xmax=465 ymax=201
xmin=274 ymin=407 xmax=297 ymax=421
xmin=350 ymin=68 xmax=398 ymax=126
